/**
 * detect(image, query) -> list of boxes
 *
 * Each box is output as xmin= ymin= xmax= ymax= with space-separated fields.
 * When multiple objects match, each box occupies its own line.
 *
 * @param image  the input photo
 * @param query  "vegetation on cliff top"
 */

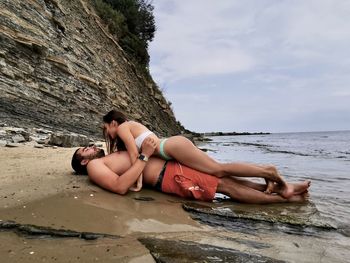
xmin=93 ymin=0 xmax=156 ymax=69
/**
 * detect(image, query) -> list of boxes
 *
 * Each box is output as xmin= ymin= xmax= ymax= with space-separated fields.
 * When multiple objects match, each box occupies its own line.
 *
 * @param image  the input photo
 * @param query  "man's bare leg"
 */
xmin=228 ymin=177 xmax=310 ymax=196
xmin=217 ymin=177 xmax=309 ymax=204
xmin=221 ymin=163 xmax=294 ymax=199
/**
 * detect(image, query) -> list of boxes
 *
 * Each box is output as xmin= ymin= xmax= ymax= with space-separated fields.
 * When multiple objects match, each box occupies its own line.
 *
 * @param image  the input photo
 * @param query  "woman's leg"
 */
xmin=163 ymin=136 xmax=287 ymax=184
xmin=217 ymin=177 xmax=308 ymax=204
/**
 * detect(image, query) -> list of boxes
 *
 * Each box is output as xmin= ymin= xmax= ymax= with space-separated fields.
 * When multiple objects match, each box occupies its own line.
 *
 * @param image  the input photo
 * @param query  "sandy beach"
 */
xmin=1 ymin=144 xmax=349 ymax=262
xmin=0 ymin=144 xmax=205 ymax=262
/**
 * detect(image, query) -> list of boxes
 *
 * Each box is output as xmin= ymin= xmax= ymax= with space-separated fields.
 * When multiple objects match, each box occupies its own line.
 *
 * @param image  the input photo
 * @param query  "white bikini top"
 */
xmin=135 ymin=131 xmax=154 ymax=150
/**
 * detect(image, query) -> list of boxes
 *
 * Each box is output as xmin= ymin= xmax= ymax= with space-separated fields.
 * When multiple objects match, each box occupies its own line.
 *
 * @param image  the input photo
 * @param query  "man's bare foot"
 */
xmin=287 ymin=192 xmax=309 ymax=203
xmin=280 ymin=183 xmax=295 ymax=199
xmin=264 ymin=179 xmax=275 ymax=194
xmin=272 ymin=180 xmax=311 ymax=198
xmin=292 ymin=180 xmax=311 ymax=194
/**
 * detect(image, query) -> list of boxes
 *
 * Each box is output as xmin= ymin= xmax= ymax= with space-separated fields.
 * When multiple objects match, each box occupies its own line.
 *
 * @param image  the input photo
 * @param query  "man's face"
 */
xmin=78 ymin=145 xmax=105 ymax=161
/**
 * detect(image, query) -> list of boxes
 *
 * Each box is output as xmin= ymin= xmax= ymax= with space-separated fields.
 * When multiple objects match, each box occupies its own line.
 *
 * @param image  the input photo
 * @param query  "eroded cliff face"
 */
xmin=0 ymin=0 xmax=182 ymax=137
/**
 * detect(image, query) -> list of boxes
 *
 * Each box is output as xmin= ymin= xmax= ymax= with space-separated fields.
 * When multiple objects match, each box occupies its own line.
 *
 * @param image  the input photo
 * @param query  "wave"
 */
xmin=218 ymin=141 xmax=350 ymax=160
xmin=224 ymin=141 xmax=313 ymax=157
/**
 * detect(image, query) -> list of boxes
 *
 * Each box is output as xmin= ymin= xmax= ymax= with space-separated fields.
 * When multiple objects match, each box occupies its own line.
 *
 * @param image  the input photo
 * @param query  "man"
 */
xmin=71 ymin=138 xmax=310 ymax=204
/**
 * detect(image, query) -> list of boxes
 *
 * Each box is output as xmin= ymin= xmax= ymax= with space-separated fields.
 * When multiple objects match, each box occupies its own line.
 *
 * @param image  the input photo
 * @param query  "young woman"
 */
xmin=102 ymin=110 xmax=292 ymax=196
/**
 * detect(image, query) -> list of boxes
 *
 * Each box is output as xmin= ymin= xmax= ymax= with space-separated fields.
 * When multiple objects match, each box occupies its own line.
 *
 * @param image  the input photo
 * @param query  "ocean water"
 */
xmin=203 ymin=130 xmax=350 ymax=232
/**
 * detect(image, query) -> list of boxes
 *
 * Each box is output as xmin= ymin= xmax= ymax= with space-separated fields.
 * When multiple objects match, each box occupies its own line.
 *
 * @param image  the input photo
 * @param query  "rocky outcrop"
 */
xmin=0 ymin=0 xmax=183 ymax=137
xmin=138 ymin=238 xmax=286 ymax=263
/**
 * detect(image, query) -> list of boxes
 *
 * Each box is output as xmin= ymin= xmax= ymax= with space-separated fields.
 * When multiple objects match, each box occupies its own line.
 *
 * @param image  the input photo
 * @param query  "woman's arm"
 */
xmin=117 ymin=123 xmax=139 ymax=164
xmin=117 ymin=123 xmax=143 ymax=191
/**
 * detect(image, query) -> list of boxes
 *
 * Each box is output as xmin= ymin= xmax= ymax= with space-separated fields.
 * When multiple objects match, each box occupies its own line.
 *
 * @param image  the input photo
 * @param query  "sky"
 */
xmin=148 ymin=0 xmax=350 ymax=133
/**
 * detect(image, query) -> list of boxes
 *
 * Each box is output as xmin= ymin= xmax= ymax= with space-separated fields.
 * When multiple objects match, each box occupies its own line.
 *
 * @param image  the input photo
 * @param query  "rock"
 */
xmin=48 ymin=133 xmax=90 ymax=147
xmin=4 ymin=127 xmax=25 ymax=134
xmin=20 ymin=130 xmax=31 ymax=141
xmin=138 ymin=237 xmax=286 ymax=263
xmin=12 ymin=134 xmax=26 ymax=143
xmin=182 ymin=202 xmax=337 ymax=234
xmin=36 ymin=139 xmax=48 ymax=144
xmin=0 ymin=140 xmax=7 ymax=147
xmin=6 ymin=143 xmax=21 ymax=147
xmin=0 ymin=220 xmax=120 ymax=240
xmin=35 ymin=128 xmax=53 ymax=134
xmin=34 ymin=144 xmax=44 ymax=149
xmin=133 ymin=197 xmax=155 ymax=201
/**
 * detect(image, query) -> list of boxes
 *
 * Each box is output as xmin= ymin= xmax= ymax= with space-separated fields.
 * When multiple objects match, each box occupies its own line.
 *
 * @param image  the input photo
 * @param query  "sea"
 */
xmin=202 ymin=130 xmax=350 ymax=233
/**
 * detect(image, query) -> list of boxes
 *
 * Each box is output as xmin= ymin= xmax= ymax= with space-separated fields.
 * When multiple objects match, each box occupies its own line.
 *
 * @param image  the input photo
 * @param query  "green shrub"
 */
xmin=93 ymin=0 xmax=126 ymax=38
xmin=92 ymin=0 xmax=155 ymax=68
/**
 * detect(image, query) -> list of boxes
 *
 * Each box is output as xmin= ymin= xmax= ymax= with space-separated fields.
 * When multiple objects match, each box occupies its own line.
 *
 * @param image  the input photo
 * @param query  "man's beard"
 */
xmin=88 ymin=148 xmax=106 ymax=160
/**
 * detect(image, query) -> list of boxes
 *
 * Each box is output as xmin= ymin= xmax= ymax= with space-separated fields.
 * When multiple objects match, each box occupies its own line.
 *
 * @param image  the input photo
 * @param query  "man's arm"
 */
xmin=87 ymin=137 xmax=156 ymax=195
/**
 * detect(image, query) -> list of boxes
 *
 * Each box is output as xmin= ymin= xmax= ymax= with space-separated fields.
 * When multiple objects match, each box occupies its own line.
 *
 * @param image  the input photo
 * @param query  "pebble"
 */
xmin=90 ymin=194 xmax=94 ymax=197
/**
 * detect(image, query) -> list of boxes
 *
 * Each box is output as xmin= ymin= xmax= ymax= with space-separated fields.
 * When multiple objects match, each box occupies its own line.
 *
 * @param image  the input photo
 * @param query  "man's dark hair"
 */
xmin=71 ymin=148 xmax=106 ymax=175
xmin=71 ymin=148 xmax=88 ymax=175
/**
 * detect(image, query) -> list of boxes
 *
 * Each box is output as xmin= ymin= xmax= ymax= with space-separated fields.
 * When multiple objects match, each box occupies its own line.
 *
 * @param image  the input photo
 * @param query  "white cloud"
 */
xmin=149 ymin=0 xmax=350 ymax=132
xmin=149 ymin=0 xmax=258 ymax=83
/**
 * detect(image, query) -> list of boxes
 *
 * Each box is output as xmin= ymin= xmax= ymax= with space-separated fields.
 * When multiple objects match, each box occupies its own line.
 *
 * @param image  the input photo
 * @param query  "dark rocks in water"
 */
xmin=133 ymin=196 xmax=155 ymax=201
xmin=138 ymin=237 xmax=286 ymax=263
xmin=202 ymin=131 xmax=271 ymax=136
xmin=182 ymin=202 xmax=337 ymax=235
xmin=0 ymin=220 xmax=119 ymax=240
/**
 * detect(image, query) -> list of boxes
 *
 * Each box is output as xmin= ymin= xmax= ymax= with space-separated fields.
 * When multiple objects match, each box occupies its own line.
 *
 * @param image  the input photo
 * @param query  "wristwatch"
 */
xmin=138 ymin=154 xmax=149 ymax=162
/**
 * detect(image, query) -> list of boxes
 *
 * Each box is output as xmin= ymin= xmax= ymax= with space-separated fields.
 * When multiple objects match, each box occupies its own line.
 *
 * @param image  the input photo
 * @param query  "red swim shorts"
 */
xmin=161 ymin=161 xmax=219 ymax=202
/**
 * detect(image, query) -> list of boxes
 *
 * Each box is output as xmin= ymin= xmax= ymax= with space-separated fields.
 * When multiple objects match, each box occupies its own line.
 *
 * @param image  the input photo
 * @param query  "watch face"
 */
xmin=139 ymin=154 xmax=148 ymax=161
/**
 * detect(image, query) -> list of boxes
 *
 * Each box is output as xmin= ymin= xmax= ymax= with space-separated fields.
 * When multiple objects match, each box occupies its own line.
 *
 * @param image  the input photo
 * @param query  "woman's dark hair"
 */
xmin=103 ymin=110 xmax=128 ymax=154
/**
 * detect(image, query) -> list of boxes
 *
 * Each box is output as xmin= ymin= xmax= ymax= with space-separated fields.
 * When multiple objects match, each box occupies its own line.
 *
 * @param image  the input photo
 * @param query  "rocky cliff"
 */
xmin=0 ymin=0 xmax=183 ymax=137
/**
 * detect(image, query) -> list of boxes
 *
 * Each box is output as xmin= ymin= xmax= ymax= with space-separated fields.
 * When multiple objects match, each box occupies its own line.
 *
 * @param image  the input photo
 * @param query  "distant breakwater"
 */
xmin=201 ymin=132 xmax=270 ymax=136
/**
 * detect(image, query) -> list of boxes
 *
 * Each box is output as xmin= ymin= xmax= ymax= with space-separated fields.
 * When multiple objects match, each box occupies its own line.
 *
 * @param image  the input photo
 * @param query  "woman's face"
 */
xmin=104 ymin=121 xmax=118 ymax=139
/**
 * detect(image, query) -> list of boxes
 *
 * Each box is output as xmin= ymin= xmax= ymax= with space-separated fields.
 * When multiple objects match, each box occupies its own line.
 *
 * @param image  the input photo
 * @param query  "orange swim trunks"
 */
xmin=161 ymin=161 xmax=219 ymax=202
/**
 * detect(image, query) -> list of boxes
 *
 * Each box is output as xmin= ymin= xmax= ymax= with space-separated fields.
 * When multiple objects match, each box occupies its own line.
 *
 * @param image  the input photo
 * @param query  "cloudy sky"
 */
xmin=148 ymin=0 xmax=350 ymax=133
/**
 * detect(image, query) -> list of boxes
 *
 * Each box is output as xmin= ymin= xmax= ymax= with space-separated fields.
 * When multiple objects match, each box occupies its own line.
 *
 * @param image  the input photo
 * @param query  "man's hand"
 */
xmin=141 ymin=137 xmax=157 ymax=157
xmin=129 ymin=174 xmax=143 ymax=192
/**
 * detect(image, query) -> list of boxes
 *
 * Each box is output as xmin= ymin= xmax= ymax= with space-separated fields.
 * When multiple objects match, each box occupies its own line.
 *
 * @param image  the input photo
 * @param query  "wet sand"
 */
xmin=1 ymin=145 xmax=349 ymax=262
